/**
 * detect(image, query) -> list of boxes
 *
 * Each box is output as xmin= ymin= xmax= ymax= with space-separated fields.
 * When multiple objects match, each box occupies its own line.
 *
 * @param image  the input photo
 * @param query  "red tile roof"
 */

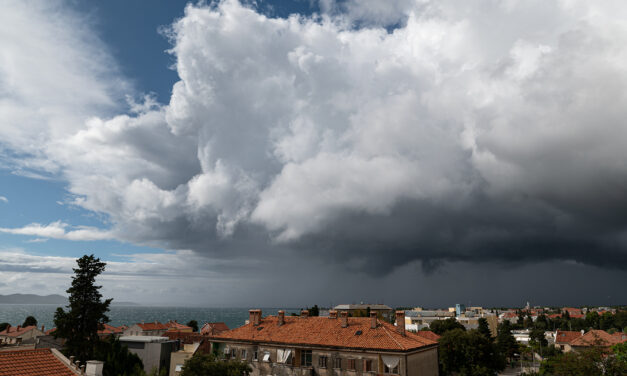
xmin=555 ymin=330 xmax=582 ymax=344
xmin=137 ymin=322 xmax=169 ymax=331
xmin=165 ymin=322 xmax=192 ymax=331
xmin=570 ymin=330 xmax=624 ymax=347
xmin=0 ymin=326 xmax=39 ymax=338
xmin=97 ymin=324 xmax=124 ymax=336
xmin=211 ymin=316 xmax=437 ymax=352
xmin=0 ymin=348 xmax=77 ymax=376
xmin=201 ymin=322 xmax=230 ymax=335
xmin=414 ymin=331 xmax=440 ymax=341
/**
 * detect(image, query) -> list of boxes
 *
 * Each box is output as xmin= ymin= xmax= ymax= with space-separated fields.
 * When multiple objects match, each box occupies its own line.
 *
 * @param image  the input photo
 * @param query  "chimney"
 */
xmin=340 ymin=311 xmax=348 ymax=328
xmin=278 ymin=310 xmax=285 ymax=326
xmin=85 ymin=360 xmax=104 ymax=376
xmin=5 ymin=324 xmax=10 ymax=332
xmin=329 ymin=310 xmax=338 ymax=319
xmin=41 ymin=325 xmax=45 ymax=332
xmin=301 ymin=310 xmax=309 ymax=318
xmin=249 ymin=309 xmax=262 ymax=326
xmin=17 ymin=325 xmax=21 ymax=331
xmin=370 ymin=312 xmax=377 ymax=329
xmin=395 ymin=311 xmax=405 ymax=336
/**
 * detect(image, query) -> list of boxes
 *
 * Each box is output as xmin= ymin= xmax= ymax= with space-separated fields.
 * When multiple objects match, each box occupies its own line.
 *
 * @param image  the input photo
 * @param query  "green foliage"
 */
xmin=478 ymin=318 xmax=492 ymax=339
xmin=430 ymin=318 xmax=466 ymax=335
xmin=529 ymin=327 xmax=547 ymax=348
xmin=22 ymin=316 xmax=37 ymax=327
xmin=187 ymin=320 xmax=198 ymax=332
xmin=94 ymin=336 xmax=145 ymax=376
xmin=180 ymin=353 xmax=251 ymax=376
xmin=538 ymin=342 xmax=627 ymax=376
xmin=0 ymin=322 xmax=9 ymax=332
xmin=540 ymin=346 xmax=627 ymax=376
xmin=306 ymin=305 xmax=320 ymax=316
xmin=53 ymin=254 xmax=112 ymax=363
xmin=496 ymin=322 xmax=518 ymax=361
xmin=438 ymin=329 xmax=505 ymax=375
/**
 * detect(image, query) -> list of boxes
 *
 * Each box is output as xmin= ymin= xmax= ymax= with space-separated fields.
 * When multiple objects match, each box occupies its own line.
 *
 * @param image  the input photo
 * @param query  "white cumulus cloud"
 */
xmin=1 ymin=0 xmax=627 ymax=274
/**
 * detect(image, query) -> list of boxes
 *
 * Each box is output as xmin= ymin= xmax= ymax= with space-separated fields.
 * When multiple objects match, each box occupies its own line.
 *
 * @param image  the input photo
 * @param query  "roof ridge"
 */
xmin=380 ymin=322 xmax=405 ymax=350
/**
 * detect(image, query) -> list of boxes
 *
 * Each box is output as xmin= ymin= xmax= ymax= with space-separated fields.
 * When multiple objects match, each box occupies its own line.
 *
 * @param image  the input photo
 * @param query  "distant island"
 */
xmin=0 ymin=294 xmax=139 ymax=306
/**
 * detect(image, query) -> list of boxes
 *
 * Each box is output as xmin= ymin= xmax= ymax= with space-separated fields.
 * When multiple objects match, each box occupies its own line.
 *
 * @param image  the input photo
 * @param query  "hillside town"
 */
xmin=1 ymin=302 xmax=626 ymax=375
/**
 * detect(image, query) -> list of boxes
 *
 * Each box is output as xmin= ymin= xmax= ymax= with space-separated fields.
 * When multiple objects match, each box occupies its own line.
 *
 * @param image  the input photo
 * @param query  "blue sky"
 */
xmin=2 ymin=0 xmax=627 ymax=307
xmin=1 ymin=0 xmax=318 ymax=261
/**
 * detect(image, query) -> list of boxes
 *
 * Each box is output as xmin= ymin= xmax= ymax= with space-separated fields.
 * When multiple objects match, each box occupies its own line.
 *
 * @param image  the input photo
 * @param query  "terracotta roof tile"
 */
xmin=97 ymin=324 xmax=124 ymax=335
xmin=0 ymin=348 xmax=76 ymax=376
xmin=570 ymin=330 xmax=623 ymax=347
xmin=137 ymin=322 xmax=169 ymax=331
xmin=414 ymin=331 xmax=440 ymax=341
xmin=201 ymin=322 xmax=229 ymax=335
xmin=165 ymin=322 xmax=192 ymax=331
xmin=0 ymin=326 xmax=39 ymax=338
xmin=555 ymin=330 xmax=582 ymax=344
xmin=211 ymin=316 xmax=437 ymax=352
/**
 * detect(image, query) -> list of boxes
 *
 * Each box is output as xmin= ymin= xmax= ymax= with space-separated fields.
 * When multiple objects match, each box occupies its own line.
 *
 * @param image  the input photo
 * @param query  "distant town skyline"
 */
xmin=1 ymin=0 xmax=627 ymax=306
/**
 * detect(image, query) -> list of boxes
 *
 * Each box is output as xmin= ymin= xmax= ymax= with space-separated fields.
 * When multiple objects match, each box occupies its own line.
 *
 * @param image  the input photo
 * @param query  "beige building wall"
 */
xmin=406 ymin=348 xmax=438 ymax=376
xmin=212 ymin=341 xmax=438 ymax=376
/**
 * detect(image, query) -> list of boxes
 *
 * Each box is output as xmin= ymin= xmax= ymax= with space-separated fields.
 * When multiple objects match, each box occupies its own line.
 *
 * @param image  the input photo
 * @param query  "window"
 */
xmin=231 ymin=348 xmax=237 ymax=358
xmin=364 ymin=359 xmax=373 ymax=372
xmin=300 ymin=350 xmax=312 ymax=367
xmin=333 ymin=358 xmax=342 ymax=369
xmin=253 ymin=349 xmax=258 ymax=361
xmin=318 ymin=356 xmax=328 ymax=368
xmin=262 ymin=351 xmax=271 ymax=362
xmin=348 ymin=358 xmax=356 ymax=370
xmin=384 ymin=364 xmax=399 ymax=374
xmin=240 ymin=349 xmax=247 ymax=359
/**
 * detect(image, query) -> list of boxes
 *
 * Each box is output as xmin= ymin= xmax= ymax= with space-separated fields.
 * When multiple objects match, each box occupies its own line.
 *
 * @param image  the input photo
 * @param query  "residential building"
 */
xmin=119 ymin=336 xmax=177 ymax=373
xmin=0 ymin=348 xmax=103 ymax=376
xmin=455 ymin=304 xmax=465 ymax=317
xmin=0 ymin=325 xmax=44 ymax=345
xmin=97 ymin=323 xmax=125 ymax=338
xmin=334 ymin=304 xmax=394 ymax=321
xmin=169 ymin=342 xmax=201 ymax=376
xmin=123 ymin=322 xmax=170 ymax=336
xmin=554 ymin=330 xmax=582 ymax=352
xmin=404 ymin=310 xmax=454 ymax=331
xmin=569 ymin=330 xmax=626 ymax=352
xmin=165 ymin=321 xmax=193 ymax=333
xmin=209 ymin=309 xmax=439 ymax=376
xmin=200 ymin=322 xmax=229 ymax=336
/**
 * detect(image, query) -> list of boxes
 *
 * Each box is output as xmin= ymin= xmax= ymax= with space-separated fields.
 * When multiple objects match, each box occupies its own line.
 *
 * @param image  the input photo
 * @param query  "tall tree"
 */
xmin=496 ymin=322 xmax=518 ymax=362
xmin=54 ymin=254 xmax=112 ymax=362
xmin=22 ymin=316 xmax=37 ymax=327
xmin=187 ymin=320 xmax=199 ymax=332
xmin=478 ymin=318 xmax=492 ymax=340
xmin=438 ymin=329 xmax=505 ymax=375
xmin=430 ymin=318 xmax=466 ymax=335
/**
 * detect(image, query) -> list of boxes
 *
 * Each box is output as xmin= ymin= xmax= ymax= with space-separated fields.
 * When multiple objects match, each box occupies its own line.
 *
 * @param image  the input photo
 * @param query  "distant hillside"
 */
xmin=0 ymin=294 xmax=139 ymax=306
xmin=0 ymin=294 xmax=67 ymax=304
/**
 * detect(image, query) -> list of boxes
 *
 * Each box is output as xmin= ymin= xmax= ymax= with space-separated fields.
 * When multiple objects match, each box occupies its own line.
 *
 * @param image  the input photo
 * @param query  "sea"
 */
xmin=0 ymin=305 xmax=301 ymax=331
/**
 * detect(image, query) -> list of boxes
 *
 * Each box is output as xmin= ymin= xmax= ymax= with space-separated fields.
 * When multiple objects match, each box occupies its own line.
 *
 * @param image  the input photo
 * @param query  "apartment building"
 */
xmin=208 ymin=309 xmax=439 ymax=376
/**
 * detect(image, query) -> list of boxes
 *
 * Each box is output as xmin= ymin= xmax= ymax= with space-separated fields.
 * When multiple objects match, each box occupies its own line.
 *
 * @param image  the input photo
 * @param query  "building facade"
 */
xmin=209 ymin=309 xmax=439 ymax=376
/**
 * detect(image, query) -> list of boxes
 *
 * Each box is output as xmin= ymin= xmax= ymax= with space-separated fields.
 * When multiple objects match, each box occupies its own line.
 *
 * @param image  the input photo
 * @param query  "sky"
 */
xmin=1 ymin=0 xmax=627 ymax=308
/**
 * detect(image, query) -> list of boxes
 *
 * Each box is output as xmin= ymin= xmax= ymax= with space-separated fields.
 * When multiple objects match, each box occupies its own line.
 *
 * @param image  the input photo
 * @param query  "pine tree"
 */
xmin=478 ymin=317 xmax=492 ymax=340
xmin=54 ymin=254 xmax=112 ymax=362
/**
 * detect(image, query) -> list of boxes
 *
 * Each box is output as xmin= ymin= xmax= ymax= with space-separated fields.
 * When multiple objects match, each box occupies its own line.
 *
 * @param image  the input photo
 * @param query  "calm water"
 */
xmin=0 ymin=305 xmax=300 ymax=331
